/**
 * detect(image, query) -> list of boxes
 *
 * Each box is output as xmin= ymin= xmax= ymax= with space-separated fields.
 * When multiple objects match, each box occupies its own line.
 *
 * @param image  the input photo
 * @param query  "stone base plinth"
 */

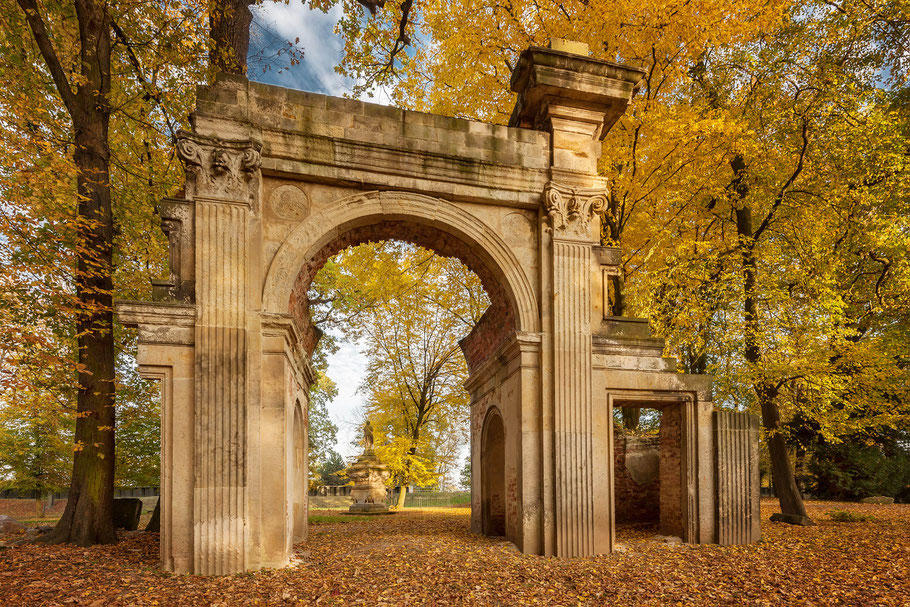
xmin=347 ymin=450 xmax=391 ymax=516
xmin=347 ymin=503 xmax=393 ymax=514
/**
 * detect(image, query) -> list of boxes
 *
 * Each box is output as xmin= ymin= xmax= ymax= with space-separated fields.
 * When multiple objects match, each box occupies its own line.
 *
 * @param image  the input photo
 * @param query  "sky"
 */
xmin=248 ymin=2 xmax=352 ymax=97
xmin=248 ymin=2 xmax=371 ymax=461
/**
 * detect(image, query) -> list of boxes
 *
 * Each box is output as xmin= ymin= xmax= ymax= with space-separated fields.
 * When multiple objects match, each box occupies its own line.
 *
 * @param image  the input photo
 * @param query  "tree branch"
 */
xmin=110 ymin=17 xmax=177 ymax=141
xmin=16 ymin=0 xmax=79 ymax=117
xmin=753 ymin=118 xmax=810 ymax=242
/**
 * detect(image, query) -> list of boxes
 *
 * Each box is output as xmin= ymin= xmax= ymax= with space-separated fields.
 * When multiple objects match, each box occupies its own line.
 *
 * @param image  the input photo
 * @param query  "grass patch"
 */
xmin=827 ymin=509 xmax=876 ymax=522
xmin=16 ymin=517 xmax=60 ymax=527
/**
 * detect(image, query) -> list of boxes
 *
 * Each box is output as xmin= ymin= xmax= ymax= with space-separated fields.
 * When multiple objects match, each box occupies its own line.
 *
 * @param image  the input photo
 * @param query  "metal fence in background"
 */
xmin=0 ymin=487 xmax=160 ymax=501
xmin=385 ymin=490 xmax=470 ymax=508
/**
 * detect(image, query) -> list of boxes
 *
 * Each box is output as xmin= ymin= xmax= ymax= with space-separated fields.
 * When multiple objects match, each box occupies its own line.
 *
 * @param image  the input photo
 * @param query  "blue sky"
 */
xmin=249 ymin=2 xmax=351 ymax=97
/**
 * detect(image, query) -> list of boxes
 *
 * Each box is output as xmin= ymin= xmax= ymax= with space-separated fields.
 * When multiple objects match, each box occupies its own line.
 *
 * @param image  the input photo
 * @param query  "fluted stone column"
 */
xmin=177 ymin=131 xmax=262 ymax=575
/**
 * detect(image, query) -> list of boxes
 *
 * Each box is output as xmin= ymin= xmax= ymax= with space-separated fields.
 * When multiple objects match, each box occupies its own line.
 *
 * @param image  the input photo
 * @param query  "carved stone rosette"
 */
xmin=176 ymin=130 xmax=262 ymax=201
xmin=544 ymin=182 xmax=608 ymax=239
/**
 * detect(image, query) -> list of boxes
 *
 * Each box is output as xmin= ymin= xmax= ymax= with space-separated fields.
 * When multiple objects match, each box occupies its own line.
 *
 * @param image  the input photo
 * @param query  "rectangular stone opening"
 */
xmin=613 ymin=404 xmax=684 ymax=538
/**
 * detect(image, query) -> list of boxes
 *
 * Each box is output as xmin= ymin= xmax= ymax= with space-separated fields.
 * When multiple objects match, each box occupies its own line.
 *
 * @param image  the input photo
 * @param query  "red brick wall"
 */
xmin=613 ymin=430 xmax=660 ymax=524
xmin=459 ymin=304 xmax=513 ymax=372
xmin=659 ymin=406 xmax=683 ymax=537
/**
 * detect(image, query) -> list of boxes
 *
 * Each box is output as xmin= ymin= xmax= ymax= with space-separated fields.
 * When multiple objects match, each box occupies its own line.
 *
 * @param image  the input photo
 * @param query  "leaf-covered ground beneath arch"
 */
xmin=0 ymin=500 xmax=908 ymax=605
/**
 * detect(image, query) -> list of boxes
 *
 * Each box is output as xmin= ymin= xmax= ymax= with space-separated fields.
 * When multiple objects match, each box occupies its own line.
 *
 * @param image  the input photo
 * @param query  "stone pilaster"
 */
xmin=546 ymin=183 xmax=607 ymax=556
xmin=512 ymin=40 xmax=644 ymax=557
xmin=714 ymin=410 xmax=761 ymax=545
xmin=177 ymin=131 xmax=261 ymax=575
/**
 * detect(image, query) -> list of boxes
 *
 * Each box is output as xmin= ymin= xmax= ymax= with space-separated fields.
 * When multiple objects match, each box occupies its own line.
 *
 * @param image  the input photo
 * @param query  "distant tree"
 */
xmin=308 ymin=371 xmax=341 ymax=471
xmin=0 ymin=392 xmax=72 ymax=517
xmin=316 ymin=452 xmax=347 ymax=487
xmin=459 ymin=457 xmax=471 ymax=491
xmin=808 ymin=432 xmax=910 ymax=503
xmin=114 ymin=351 xmax=160 ymax=488
xmin=309 ymin=241 xmax=487 ymax=508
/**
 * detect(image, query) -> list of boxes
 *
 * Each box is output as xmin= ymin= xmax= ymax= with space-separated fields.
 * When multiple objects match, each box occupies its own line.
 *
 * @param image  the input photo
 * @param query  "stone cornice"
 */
xmin=116 ymin=300 xmax=195 ymax=346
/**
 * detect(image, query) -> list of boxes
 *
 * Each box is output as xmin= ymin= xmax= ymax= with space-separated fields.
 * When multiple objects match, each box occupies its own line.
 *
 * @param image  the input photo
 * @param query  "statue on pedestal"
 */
xmin=362 ymin=420 xmax=374 ymax=452
xmin=347 ymin=420 xmax=391 ymax=514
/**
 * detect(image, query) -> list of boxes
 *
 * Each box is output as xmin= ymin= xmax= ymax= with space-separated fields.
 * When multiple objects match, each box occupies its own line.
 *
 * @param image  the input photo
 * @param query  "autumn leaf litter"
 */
xmin=0 ymin=501 xmax=907 ymax=606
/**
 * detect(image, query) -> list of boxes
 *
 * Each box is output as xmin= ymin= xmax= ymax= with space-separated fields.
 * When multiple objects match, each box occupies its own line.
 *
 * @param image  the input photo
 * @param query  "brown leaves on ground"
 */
xmin=0 ymin=500 xmax=908 ymax=606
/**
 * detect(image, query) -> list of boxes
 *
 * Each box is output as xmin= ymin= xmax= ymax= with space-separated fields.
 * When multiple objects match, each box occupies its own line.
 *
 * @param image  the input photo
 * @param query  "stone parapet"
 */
xmin=189 ymin=74 xmax=551 ymax=208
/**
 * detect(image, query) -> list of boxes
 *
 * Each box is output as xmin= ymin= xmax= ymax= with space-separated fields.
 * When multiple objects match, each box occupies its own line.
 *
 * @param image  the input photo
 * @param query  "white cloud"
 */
xmin=249 ymin=1 xmax=350 ymax=96
xmin=323 ymin=336 xmax=368 ymax=460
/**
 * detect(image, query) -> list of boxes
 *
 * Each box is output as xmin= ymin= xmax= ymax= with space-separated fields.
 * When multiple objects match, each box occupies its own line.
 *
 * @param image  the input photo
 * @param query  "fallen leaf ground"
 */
xmin=0 ymin=499 xmax=907 ymax=606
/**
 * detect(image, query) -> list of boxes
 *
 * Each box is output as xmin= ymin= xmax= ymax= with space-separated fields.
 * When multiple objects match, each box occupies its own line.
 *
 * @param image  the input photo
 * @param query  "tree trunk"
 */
xmin=210 ymin=0 xmax=254 ymax=74
xmin=29 ymin=0 xmax=118 ymax=546
xmin=609 ymin=275 xmax=626 ymax=316
xmin=621 ymin=407 xmax=640 ymax=432
xmin=734 ymin=166 xmax=813 ymax=525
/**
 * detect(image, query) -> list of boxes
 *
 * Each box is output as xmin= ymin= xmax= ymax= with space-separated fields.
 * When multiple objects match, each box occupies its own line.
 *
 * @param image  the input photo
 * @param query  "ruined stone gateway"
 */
xmin=119 ymin=40 xmax=760 ymax=575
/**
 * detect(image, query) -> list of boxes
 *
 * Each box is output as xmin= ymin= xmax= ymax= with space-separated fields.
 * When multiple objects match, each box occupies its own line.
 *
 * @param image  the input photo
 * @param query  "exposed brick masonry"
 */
xmin=613 ymin=430 xmax=660 ymax=524
xmin=659 ymin=406 xmax=684 ymax=537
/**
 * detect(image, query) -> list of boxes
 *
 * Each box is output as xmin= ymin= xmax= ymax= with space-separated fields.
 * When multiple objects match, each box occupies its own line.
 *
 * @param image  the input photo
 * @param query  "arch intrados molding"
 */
xmin=261 ymin=191 xmax=540 ymax=333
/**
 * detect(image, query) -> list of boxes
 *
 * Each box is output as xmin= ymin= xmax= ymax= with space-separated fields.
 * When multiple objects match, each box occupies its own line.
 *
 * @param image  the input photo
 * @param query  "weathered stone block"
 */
xmin=0 ymin=515 xmax=25 ymax=534
xmin=860 ymin=496 xmax=895 ymax=504
xmin=113 ymin=498 xmax=143 ymax=531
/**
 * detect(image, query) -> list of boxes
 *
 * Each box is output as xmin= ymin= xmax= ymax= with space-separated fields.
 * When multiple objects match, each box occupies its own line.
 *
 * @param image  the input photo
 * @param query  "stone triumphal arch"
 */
xmin=119 ymin=40 xmax=760 ymax=575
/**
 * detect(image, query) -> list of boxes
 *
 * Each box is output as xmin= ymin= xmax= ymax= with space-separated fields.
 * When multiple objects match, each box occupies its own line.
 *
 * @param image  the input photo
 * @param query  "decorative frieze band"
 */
xmin=544 ymin=182 xmax=608 ymax=239
xmin=176 ymin=131 xmax=262 ymax=201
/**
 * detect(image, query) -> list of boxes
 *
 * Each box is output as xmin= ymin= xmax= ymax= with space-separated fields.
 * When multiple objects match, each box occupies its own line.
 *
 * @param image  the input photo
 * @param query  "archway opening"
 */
xmin=295 ymin=225 xmax=512 ymax=521
xmin=481 ymin=409 xmax=505 ymax=536
xmin=287 ymin=219 xmax=516 ymax=374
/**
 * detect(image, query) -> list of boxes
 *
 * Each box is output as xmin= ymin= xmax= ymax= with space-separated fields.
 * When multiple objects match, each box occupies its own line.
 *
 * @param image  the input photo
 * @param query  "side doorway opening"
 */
xmin=613 ymin=403 xmax=686 ymax=539
xmin=481 ymin=408 xmax=505 ymax=536
xmin=292 ymin=401 xmax=307 ymax=543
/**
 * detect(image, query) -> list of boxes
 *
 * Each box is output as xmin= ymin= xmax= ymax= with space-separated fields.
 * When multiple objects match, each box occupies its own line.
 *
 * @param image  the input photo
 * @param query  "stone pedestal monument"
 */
xmin=347 ymin=421 xmax=391 ymax=514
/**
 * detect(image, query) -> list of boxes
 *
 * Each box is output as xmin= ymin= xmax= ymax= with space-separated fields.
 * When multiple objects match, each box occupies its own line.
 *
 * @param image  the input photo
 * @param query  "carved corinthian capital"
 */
xmin=544 ymin=182 xmax=608 ymax=239
xmin=176 ymin=130 xmax=262 ymax=201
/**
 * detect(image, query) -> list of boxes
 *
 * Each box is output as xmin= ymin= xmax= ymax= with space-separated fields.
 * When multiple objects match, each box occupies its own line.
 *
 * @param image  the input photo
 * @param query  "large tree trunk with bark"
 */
xmin=19 ymin=0 xmax=118 ymax=546
xmin=733 ymin=157 xmax=813 ymax=525
xmin=210 ymin=0 xmax=255 ymax=74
